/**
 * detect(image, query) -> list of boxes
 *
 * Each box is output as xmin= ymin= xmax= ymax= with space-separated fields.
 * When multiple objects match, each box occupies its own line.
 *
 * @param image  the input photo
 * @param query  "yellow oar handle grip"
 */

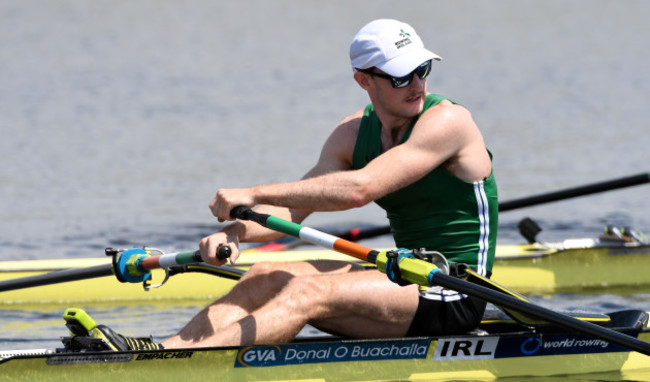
xmin=375 ymin=251 xmax=441 ymax=287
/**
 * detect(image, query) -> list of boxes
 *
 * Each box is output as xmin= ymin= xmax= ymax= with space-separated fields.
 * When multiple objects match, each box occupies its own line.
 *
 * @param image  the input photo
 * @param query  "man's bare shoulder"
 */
xmin=336 ymin=109 xmax=364 ymax=136
xmin=423 ymin=99 xmax=472 ymax=121
xmin=323 ymin=109 xmax=364 ymax=149
xmin=315 ymin=109 xmax=364 ymax=169
xmin=415 ymin=99 xmax=477 ymax=137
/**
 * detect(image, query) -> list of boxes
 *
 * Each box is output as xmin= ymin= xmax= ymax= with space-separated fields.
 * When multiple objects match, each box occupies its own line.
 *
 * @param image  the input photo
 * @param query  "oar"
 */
xmin=251 ymin=172 xmax=650 ymax=251
xmin=230 ymin=206 xmax=650 ymax=356
xmin=0 ymin=246 xmax=233 ymax=292
xmin=499 ymin=172 xmax=650 ymax=211
xmin=0 ymin=264 xmax=114 ymax=292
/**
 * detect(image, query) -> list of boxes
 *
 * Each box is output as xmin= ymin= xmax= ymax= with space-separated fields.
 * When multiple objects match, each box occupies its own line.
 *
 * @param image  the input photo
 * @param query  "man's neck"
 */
xmin=380 ymin=120 xmax=412 ymax=151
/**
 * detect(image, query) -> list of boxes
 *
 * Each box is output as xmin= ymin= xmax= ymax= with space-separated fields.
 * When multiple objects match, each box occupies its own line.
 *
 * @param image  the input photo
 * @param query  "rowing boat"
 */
xmin=1 ymin=233 xmax=648 ymax=305
xmin=2 ymin=208 xmax=650 ymax=380
xmin=1 ymin=308 xmax=649 ymax=381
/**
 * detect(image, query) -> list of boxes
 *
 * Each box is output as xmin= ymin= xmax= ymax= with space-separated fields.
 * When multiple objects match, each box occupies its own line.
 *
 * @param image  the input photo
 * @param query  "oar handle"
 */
xmin=170 ymin=245 xmax=232 ymax=264
xmin=218 ymin=245 xmax=232 ymax=260
xmin=232 ymin=205 xmax=261 ymax=222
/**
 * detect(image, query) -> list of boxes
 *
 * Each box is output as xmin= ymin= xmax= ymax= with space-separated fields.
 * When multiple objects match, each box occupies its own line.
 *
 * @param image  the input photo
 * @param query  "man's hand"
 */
xmin=199 ymin=232 xmax=240 ymax=266
xmin=209 ymin=188 xmax=257 ymax=222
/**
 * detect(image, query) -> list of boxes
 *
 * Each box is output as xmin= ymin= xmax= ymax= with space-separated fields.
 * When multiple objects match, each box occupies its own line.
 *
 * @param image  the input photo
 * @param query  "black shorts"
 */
xmin=406 ymin=292 xmax=487 ymax=337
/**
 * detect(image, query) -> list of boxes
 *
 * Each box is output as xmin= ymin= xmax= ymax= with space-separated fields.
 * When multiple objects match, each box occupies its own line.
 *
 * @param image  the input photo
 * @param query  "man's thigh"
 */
xmin=307 ymin=269 xmax=420 ymax=338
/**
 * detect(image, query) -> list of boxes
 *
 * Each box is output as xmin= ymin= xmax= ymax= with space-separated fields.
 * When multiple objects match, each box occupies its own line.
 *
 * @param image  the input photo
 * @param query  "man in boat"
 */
xmin=99 ymin=18 xmax=498 ymax=350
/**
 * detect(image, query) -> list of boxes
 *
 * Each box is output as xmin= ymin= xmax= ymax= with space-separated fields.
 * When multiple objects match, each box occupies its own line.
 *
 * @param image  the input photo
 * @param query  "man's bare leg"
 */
xmin=163 ymin=260 xmax=367 ymax=348
xmin=163 ymin=267 xmax=419 ymax=348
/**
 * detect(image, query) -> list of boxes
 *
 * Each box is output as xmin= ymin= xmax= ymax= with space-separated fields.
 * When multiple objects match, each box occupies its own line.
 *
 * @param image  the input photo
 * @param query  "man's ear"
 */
xmin=353 ymin=71 xmax=372 ymax=90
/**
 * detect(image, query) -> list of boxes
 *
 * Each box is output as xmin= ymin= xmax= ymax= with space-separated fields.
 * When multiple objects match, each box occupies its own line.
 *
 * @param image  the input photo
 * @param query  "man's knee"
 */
xmin=245 ymin=261 xmax=278 ymax=278
xmin=239 ymin=261 xmax=294 ymax=291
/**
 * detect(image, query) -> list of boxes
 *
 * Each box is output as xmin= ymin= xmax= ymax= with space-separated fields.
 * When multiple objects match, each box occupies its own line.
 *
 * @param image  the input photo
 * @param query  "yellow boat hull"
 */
xmin=1 ymin=241 xmax=649 ymax=305
xmin=493 ymin=243 xmax=650 ymax=293
xmin=1 ymin=331 xmax=649 ymax=381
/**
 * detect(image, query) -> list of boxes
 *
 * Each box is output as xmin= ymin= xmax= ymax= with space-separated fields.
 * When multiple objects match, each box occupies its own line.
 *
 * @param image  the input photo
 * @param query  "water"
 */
xmin=1 ymin=0 xmax=649 ymax=364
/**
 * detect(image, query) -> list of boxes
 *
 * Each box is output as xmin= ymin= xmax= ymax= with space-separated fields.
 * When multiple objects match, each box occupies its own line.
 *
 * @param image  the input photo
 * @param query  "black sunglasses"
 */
xmin=356 ymin=60 xmax=432 ymax=88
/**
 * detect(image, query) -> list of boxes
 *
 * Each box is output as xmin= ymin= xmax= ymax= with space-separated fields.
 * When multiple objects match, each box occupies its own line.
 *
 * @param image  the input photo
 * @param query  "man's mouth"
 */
xmin=406 ymin=93 xmax=423 ymax=103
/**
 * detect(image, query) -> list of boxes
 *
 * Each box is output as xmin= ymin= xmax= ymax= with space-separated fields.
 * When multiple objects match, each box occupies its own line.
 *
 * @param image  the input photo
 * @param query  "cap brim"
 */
xmin=377 ymin=48 xmax=442 ymax=77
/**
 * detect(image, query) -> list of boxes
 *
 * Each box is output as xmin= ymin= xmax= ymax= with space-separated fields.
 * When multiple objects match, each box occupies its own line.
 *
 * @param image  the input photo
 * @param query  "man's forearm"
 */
xmin=253 ymin=171 xmax=371 ymax=212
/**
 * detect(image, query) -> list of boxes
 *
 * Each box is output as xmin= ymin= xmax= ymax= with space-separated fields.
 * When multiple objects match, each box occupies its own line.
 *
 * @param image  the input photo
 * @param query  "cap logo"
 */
xmin=394 ymin=29 xmax=412 ymax=50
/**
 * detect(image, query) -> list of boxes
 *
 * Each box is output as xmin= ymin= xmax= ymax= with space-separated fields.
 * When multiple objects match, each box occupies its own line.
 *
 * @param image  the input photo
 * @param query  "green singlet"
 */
xmin=352 ymin=93 xmax=498 ymax=277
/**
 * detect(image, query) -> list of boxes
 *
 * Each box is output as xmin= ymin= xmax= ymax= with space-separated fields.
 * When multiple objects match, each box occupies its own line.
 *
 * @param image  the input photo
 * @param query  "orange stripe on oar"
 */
xmin=332 ymin=239 xmax=375 ymax=262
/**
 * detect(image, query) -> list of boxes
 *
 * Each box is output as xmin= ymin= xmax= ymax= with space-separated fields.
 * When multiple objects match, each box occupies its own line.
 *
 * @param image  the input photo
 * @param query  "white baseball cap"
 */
xmin=350 ymin=19 xmax=441 ymax=77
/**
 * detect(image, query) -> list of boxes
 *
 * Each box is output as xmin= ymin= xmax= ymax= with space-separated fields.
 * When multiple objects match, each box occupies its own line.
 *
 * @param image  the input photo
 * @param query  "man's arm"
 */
xmin=212 ymin=101 xmax=489 ymax=221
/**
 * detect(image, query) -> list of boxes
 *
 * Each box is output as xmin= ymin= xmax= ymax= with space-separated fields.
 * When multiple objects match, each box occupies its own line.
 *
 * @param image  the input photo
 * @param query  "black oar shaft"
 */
xmin=499 ymin=172 xmax=650 ymax=212
xmin=0 ymin=264 xmax=113 ymax=292
xmin=435 ymin=273 xmax=650 ymax=356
